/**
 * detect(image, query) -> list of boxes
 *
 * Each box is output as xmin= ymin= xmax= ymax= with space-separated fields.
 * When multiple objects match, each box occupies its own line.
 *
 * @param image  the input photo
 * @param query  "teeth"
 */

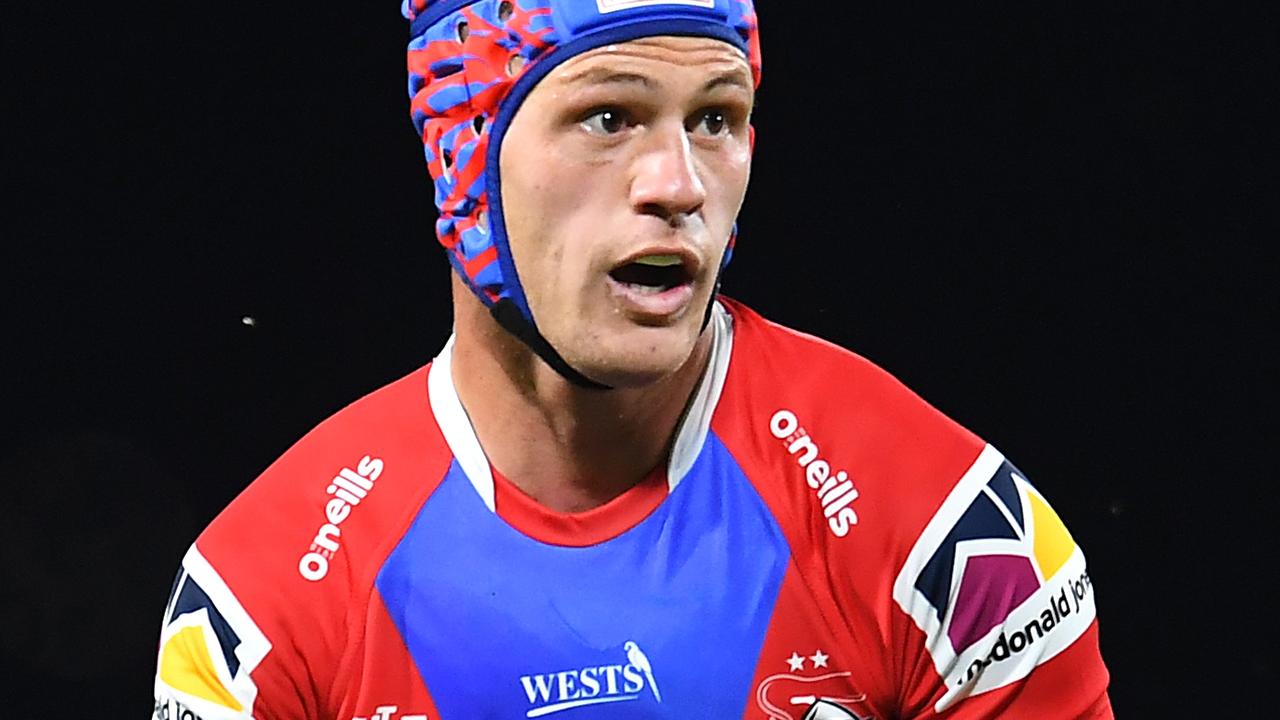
xmin=625 ymin=283 xmax=665 ymax=295
xmin=632 ymin=254 xmax=682 ymax=268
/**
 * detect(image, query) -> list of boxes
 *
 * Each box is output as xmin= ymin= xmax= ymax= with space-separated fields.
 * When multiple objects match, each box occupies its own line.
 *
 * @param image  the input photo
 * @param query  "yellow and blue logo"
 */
xmin=893 ymin=446 xmax=1096 ymax=712
xmin=154 ymin=546 xmax=270 ymax=720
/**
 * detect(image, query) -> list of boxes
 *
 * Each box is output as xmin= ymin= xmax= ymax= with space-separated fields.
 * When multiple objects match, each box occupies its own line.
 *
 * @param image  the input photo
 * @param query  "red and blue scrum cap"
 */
xmin=403 ymin=0 xmax=761 ymax=387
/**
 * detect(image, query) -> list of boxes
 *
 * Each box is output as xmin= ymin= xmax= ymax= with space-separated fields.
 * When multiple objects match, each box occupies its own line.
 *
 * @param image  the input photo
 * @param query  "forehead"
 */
xmin=545 ymin=35 xmax=752 ymax=89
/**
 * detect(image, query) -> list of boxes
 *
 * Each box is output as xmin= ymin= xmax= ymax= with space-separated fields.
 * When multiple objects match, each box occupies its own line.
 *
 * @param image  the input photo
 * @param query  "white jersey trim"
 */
xmin=428 ymin=333 xmax=497 ymax=511
xmin=668 ymin=302 xmax=734 ymax=491
xmin=426 ymin=302 xmax=734 ymax=511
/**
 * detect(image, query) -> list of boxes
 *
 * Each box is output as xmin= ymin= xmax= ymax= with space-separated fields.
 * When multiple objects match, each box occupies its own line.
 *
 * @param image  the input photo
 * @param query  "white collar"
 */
xmin=427 ymin=302 xmax=736 ymax=512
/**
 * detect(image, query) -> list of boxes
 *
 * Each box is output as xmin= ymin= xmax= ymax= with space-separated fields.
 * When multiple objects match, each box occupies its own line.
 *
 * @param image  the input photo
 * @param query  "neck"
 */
xmin=449 ymin=278 xmax=713 ymax=513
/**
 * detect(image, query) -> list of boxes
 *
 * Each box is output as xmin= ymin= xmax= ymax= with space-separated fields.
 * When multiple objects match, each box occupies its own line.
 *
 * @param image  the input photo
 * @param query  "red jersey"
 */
xmin=152 ymin=299 xmax=1111 ymax=719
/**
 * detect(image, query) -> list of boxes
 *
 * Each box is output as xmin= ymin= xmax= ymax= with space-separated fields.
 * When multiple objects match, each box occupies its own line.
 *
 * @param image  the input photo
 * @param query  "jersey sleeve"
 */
xmin=150 ymin=444 xmax=363 ymax=720
xmin=152 ymin=542 xmax=297 ymax=720
xmin=150 ymin=365 xmax=445 ymax=720
xmin=711 ymin=299 xmax=1111 ymax=719
xmin=889 ymin=445 xmax=1112 ymax=718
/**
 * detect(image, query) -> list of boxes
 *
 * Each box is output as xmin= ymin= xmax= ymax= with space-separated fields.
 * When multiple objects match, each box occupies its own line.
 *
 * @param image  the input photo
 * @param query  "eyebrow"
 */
xmin=560 ymin=68 xmax=655 ymax=88
xmin=701 ymin=70 xmax=753 ymax=93
xmin=559 ymin=67 xmax=753 ymax=93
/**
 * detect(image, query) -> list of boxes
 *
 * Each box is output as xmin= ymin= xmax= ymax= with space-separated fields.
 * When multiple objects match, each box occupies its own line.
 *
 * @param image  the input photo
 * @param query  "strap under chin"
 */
xmin=701 ymin=258 xmax=728 ymax=333
xmin=491 ymin=299 xmax=613 ymax=391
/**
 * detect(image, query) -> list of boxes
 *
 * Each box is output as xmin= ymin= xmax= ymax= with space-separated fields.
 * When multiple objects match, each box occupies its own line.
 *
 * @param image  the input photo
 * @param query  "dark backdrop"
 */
xmin=3 ymin=2 xmax=1273 ymax=717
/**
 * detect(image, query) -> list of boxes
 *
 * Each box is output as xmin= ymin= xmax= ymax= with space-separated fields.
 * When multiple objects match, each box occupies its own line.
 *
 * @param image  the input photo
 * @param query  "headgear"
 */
xmin=403 ymin=0 xmax=761 ymax=388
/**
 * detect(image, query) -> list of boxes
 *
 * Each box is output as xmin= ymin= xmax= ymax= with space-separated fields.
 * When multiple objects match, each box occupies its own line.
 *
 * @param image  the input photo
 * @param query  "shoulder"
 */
xmin=198 ymin=362 xmax=451 ymax=589
xmin=714 ymin=297 xmax=986 ymax=545
xmin=155 ymin=363 xmax=455 ymax=718
xmin=715 ymin=300 xmax=1109 ymax=717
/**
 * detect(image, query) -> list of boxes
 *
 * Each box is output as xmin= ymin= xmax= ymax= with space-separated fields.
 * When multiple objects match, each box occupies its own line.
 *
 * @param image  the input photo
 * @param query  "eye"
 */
xmin=691 ymin=109 xmax=729 ymax=137
xmin=580 ymin=108 xmax=630 ymax=135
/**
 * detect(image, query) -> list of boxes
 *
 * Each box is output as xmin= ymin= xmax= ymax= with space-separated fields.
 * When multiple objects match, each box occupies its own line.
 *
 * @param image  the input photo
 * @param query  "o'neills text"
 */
xmin=297 ymin=455 xmax=384 ymax=581
xmin=769 ymin=410 xmax=859 ymax=537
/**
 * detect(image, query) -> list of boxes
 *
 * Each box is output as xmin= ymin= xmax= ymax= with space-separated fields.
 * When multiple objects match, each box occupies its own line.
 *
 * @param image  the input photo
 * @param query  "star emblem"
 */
xmin=786 ymin=652 xmax=806 ymax=671
xmin=810 ymin=649 xmax=830 ymax=668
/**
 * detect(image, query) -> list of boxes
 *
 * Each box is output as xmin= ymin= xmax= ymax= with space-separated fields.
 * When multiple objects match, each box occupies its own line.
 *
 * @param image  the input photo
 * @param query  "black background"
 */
xmin=3 ymin=2 xmax=1274 ymax=717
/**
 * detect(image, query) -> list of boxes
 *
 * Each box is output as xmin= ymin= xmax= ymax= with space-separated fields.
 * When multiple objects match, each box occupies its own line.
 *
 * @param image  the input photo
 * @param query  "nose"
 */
xmin=628 ymin=121 xmax=706 ymax=223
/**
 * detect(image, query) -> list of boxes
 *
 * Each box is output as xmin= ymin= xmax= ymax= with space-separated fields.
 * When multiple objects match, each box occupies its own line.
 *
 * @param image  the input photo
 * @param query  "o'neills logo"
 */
xmin=769 ymin=410 xmax=859 ymax=537
xmin=297 ymin=455 xmax=384 ymax=581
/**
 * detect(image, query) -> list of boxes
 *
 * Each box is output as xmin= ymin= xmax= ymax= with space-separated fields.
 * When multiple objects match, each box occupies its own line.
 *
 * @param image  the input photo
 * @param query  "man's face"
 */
xmin=499 ymin=35 xmax=754 ymax=388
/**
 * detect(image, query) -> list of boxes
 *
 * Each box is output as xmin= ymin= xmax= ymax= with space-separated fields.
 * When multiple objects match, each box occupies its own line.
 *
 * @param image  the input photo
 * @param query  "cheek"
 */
xmin=729 ymin=151 xmax=752 ymax=206
xmin=502 ymin=168 xmax=601 ymax=303
xmin=702 ymin=146 xmax=752 ymax=218
xmin=505 ymin=149 xmax=601 ymax=238
xmin=501 ymin=167 xmax=561 ymax=269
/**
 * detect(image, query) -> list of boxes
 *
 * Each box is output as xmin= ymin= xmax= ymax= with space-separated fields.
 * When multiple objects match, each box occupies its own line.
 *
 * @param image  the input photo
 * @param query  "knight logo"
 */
xmin=154 ymin=546 xmax=271 ymax=720
xmin=519 ymin=640 xmax=661 ymax=717
xmin=596 ymin=0 xmax=715 ymax=13
xmin=755 ymin=650 xmax=875 ymax=720
xmin=892 ymin=446 xmax=1097 ymax=712
xmin=769 ymin=410 xmax=860 ymax=537
xmin=298 ymin=455 xmax=384 ymax=581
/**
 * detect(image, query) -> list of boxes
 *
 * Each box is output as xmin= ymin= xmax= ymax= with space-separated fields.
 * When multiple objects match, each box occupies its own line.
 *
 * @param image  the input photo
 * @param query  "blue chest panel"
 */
xmin=376 ymin=433 xmax=791 ymax=719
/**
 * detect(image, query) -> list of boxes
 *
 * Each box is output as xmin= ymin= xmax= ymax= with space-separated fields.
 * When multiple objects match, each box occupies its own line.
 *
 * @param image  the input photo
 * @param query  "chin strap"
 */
xmin=491 ymin=299 xmax=613 ymax=391
xmin=701 ymin=250 xmax=730 ymax=333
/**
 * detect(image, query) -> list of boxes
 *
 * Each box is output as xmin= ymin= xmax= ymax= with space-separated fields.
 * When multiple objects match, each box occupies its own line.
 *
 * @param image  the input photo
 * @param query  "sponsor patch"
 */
xmin=154 ymin=546 xmax=271 ymax=719
xmin=596 ymin=0 xmax=715 ymax=14
xmin=892 ymin=446 xmax=1096 ymax=712
xmin=518 ymin=640 xmax=661 ymax=718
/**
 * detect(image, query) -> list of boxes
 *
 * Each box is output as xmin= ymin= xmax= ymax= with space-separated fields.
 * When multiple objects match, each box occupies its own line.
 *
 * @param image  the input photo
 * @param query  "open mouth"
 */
xmin=607 ymin=254 xmax=693 ymax=295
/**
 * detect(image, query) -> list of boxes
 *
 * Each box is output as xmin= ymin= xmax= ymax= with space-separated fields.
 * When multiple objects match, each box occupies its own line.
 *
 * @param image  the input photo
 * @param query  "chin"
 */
xmin=562 ymin=323 xmax=703 ymax=390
